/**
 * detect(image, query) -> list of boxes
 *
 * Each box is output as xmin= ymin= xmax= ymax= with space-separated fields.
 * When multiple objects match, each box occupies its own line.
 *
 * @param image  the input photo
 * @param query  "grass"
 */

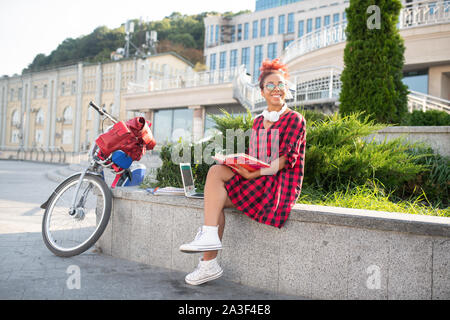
xmin=297 ymin=181 xmax=450 ymax=218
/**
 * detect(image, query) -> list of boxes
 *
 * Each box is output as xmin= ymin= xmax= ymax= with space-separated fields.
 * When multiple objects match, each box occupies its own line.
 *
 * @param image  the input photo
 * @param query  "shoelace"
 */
xmin=193 ymin=227 xmax=204 ymax=241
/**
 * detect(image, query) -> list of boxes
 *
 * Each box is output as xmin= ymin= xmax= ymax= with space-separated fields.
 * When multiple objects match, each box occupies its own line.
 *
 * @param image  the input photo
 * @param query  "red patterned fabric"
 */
xmin=95 ymin=117 xmax=156 ymax=161
xmin=224 ymin=110 xmax=306 ymax=228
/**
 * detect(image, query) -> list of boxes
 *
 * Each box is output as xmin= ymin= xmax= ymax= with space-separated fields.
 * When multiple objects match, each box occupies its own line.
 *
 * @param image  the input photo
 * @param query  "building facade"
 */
xmin=123 ymin=0 xmax=449 ymax=147
xmin=0 ymin=52 xmax=193 ymax=153
xmin=204 ymin=0 xmax=349 ymax=82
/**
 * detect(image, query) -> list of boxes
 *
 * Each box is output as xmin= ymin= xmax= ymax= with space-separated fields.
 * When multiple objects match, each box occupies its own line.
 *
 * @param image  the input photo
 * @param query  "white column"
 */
xmin=50 ymin=74 xmax=59 ymax=147
xmin=94 ymin=64 xmax=102 ymax=137
xmin=0 ymin=82 xmax=7 ymax=146
xmin=114 ymin=62 xmax=122 ymax=118
xmin=190 ymin=105 xmax=204 ymax=142
xmin=73 ymin=63 xmax=83 ymax=152
xmin=23 ymin=78 xmax=32 ymax=147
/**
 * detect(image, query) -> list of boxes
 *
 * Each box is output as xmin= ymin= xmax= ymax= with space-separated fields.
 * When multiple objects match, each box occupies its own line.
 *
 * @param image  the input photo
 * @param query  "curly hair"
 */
xmin=258 ymin=58 xmax=289 ymax=90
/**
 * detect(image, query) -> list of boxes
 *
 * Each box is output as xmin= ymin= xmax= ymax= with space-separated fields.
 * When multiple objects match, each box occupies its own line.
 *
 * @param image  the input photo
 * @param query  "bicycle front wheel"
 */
xmin=42 ymin=173 xmax=112 ymax=257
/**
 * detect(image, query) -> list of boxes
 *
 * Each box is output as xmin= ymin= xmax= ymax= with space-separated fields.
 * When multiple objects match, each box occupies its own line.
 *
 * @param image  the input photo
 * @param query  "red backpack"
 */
xmin=95 ymin=117 xmax=156 ymax=161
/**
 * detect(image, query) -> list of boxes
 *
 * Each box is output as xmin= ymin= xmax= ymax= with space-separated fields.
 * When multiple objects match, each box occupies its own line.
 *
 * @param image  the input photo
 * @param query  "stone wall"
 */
xmin=97 ymin=187 xmax=450 ymax=300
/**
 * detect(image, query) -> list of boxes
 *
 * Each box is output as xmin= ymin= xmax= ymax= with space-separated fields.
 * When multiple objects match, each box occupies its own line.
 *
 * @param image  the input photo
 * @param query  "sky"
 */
xmin=0 ymin=0 xmax=254 ymax=77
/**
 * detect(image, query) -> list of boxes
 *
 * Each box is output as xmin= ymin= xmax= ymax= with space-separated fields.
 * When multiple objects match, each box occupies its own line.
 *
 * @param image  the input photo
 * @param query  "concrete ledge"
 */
xmin=98 ymin=186 xmax=450 ymax=300
xmin=367 ymin=126 xmax=450 ymax=156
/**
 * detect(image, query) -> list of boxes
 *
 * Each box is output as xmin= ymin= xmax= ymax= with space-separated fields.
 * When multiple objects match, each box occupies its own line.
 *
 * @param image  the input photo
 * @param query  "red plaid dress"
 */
xmin=225 ymin=109 xmax=306 ymax=228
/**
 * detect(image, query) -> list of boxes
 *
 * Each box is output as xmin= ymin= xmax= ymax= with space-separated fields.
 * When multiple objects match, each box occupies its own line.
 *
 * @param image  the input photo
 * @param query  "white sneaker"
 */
xmin=185 ymin=257 xmax=223 ymax=285
xmin=179 ymin=225 xmax=222 ymax=253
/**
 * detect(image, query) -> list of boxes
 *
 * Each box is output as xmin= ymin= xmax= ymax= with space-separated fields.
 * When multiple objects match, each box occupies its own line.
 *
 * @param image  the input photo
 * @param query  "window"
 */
xmin=268 ymin=17 xmax=274 ymax=35
xmin=35 ymin=130 xmax=43 ymax=145
xmin=209 ymin=25 xmax=214 ymax=44
xmin=11 ymin=130 xmax=19 ymax=143
xmin=278 ymin=14 xmax=285 ymax=34
xmin=343 ymin=11 xmax=347 ymax=21
xmin=283 ymin=40 xmax=293 ymax=49
xmin=402 ymin=70 xmax=429 ymax=94
xmin=241 ymin=47 xmax=250 ymax=73
xmin=60 ymin=82 xmax=65 ymax=95
xmin=71 ymin=80 xmax=77 ymax=95
xmin=253 ymin=45 xmax=263 ymax=82
xmin=10 ymin=89 xmax=14 ymax=101
xmin=33 ymin=86 xmax=38 ymax=99
xmin=252 ymin=20 xmax=258 ymax=39
xmin=62 ymin=129 xmax=72 ymax=145
xmin=36 ymin=109 xmax=44 ymax=125
xmin=231 ymin=26 xmax=236 ymax=42
xmin=333 ymin=13 xmax=340 ymax=25
xmin=215 ymin=25 xmax=219 ymax=43
xmin=18 ymin=88 xmax=22 ymax=100
xmin=315 ymin=17 xmax=322 ymax=30
xmin=63 ymin=106 xmax=73 ymax=124
xmin=268 ymin=42 xmax=277 ymax=60
xmin=210 ymin=53 xmax=217 ymax=71
xmin=287 ymin=13 xmax=294 ymax=33
xmin=230 ymin=49 xmax=238 ymax=68
xmin=298 ymin=20 xmax=304 ymax=37
xmin=219 ymin=51 xmax=226 ymax=70
xmin=307 ymin=18 xmax=313 ymax=33
xmin=153 ymin=109 xmax=172 ymax=143
xmin=260 ymin=18 xmax=266 ymax=37
xmin=244 ymin=23 xmax=249 ymax=40
xmin=324 ymin=15 xmax=330 ymax=27
xmin=153 ymin=108 xmax=193 ymax=144
xmin=237 ymin=24 xmax=242 ymax=41
xmin=11 ymin=110 xmax=20 ymax=127
xmin=43 ymin=85 xmax=47 ymax=98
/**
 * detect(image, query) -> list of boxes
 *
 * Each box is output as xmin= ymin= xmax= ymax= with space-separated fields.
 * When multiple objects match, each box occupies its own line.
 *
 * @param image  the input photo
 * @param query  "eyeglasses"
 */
xmin=264 ymin=82 xmax=286 ymax=91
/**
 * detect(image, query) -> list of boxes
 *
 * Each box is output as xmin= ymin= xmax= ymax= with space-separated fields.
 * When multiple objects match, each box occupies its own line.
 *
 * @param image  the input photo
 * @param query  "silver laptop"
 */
xmin=180 ymin=163 xmax=204 ymax=199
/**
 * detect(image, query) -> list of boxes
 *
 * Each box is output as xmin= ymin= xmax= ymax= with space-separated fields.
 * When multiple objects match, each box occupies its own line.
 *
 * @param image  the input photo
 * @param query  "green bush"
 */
xmin=400 ymin=145 xmax=450 ymax=207
xmin=339 ymin=0 xmax=408 ymax=124
xmin=400 ymin=110 xmax=450 ymax=126
xmin=208 ymin=108 xmax=254 ymax=154
xmin=148 ymin=108 xmax=447 ymax=211
xmin=303 ymin=111 xmax=427 ymax=194
xmin=154 ymin=141 xmax=212 ymax=192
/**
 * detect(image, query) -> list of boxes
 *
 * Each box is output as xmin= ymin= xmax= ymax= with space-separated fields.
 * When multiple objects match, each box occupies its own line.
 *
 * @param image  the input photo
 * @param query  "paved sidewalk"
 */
xmin=0 ymin=160 xmax=302 ymax=300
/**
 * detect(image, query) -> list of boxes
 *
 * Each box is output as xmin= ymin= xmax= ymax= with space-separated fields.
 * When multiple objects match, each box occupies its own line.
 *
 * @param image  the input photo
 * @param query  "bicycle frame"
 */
xmin=41 ymin=101 xmax=135 ymax=211
xmin=68 ymin=102 xmax=123 ymax=214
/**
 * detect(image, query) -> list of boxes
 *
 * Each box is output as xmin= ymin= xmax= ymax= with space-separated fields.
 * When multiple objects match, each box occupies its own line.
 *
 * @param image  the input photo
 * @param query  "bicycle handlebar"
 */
xmin=89 ymin=101 xmax=118 ymax=124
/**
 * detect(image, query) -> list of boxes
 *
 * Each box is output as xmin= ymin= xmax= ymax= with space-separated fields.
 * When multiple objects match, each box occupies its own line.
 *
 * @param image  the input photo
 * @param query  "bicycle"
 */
xmin=41 ymin=101 xmax=155 ymax=257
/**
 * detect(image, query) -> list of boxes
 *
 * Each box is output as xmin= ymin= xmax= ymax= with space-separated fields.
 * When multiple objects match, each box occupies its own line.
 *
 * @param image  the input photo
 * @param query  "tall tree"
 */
xmin=339 ymin=0 xmax=408 ymax=124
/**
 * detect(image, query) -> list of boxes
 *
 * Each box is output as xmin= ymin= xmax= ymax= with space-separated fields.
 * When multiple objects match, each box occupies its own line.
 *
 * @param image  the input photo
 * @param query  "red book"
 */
xmin=212 ymin=153 xmax=271 ymax=172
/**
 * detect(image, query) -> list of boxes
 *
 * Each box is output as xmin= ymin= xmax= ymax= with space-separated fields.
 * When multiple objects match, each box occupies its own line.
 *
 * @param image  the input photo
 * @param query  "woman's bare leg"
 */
xmin=202 ymin=165 xmax=235 ymax=261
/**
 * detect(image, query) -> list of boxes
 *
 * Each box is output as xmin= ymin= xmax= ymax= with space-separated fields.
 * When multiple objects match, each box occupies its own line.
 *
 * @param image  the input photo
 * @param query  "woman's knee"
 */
xmin=208 ymin=164 xmax=234 ymax=181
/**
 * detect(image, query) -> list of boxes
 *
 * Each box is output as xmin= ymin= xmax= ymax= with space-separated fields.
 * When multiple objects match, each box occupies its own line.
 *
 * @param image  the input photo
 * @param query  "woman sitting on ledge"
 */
xmin=179 ymin=58 xmax=307 ymax=286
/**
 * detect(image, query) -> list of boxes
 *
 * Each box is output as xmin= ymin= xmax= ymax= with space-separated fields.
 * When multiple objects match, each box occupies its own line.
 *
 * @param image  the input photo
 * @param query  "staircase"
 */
xmin=232 ymin=64 xmax=450 ymax=114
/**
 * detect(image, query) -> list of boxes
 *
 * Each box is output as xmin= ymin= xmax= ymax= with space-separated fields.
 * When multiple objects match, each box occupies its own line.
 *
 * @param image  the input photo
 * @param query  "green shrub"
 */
xmin=154 ymin=141 xmax=213 ymax=192
xmin=400 ymin=110 xmax=450 ymax=126
xmin=148 ymin=109 xmax=446 ymax=212
xmin=339 ymin=0 xmax=408 ymax=124
xmin=400 ymin=145 xmax=450 ymax=207
xmin=303 ymin=111 xmax=427 ymax=193
xmin=292 ymin=106 xmax=330 ymax=125
xmin=298 ymin=181 xmax=449 ymax=217
xmin=208 ymin=108 xmax=254 ymax=154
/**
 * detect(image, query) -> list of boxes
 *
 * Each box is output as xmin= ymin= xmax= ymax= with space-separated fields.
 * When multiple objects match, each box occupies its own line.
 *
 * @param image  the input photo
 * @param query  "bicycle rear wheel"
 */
xmin=42 ymin=173 xmax=112 ymax=257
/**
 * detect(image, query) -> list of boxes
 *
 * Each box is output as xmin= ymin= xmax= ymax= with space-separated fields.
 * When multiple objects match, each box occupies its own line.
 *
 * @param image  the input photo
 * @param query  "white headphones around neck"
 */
xmin=262 ymin=104 xmax=288 ymax=122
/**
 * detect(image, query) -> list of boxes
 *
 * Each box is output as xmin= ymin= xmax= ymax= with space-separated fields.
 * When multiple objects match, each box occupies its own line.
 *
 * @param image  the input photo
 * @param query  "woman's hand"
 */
xmin=233 ymin=165 xmax=261 ymax=180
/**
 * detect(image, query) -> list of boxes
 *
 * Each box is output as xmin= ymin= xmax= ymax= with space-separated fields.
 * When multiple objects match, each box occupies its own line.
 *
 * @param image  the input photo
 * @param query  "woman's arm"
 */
xmin=233 ymin=156 xmax=287 ymax=180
